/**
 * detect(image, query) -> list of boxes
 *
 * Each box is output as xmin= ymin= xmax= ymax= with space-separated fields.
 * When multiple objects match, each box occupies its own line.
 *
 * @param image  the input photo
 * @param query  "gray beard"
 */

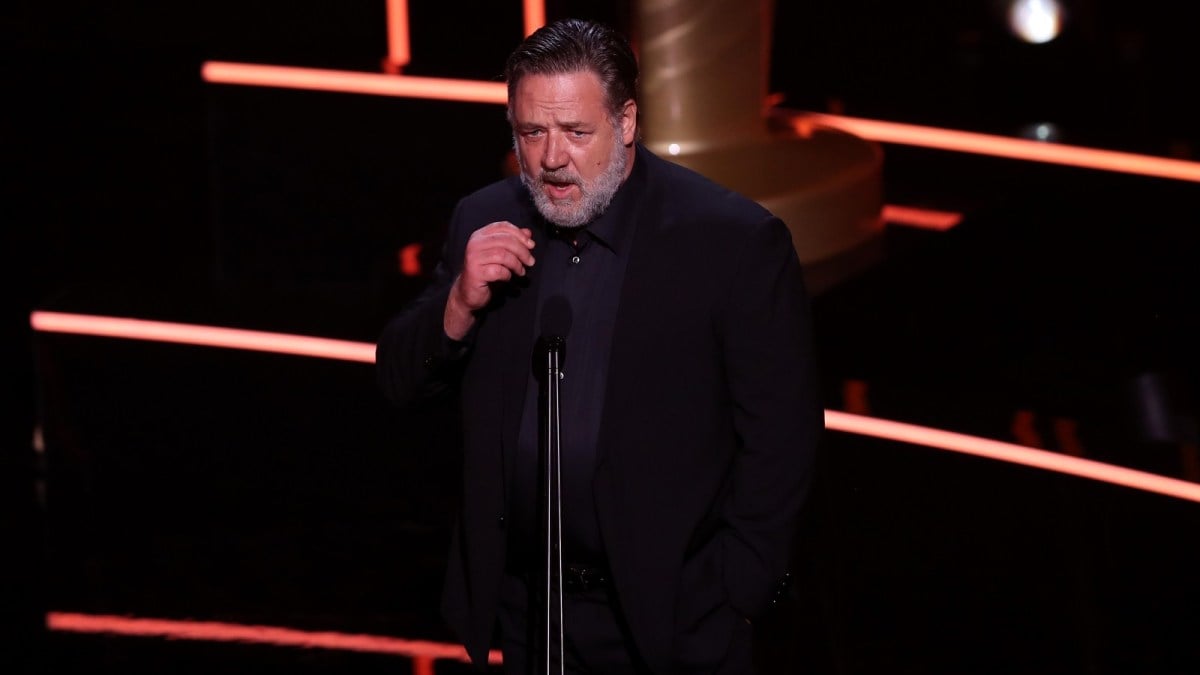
xmin=517 ymin=133 xmax=629 ymax=229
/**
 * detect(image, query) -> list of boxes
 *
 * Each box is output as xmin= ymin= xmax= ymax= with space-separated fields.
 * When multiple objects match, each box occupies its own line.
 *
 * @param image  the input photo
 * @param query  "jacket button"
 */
xmin=422 ymin=355 xmax=436 ymax=370
xmin=498 ymin=515 xmax=506 ymax=528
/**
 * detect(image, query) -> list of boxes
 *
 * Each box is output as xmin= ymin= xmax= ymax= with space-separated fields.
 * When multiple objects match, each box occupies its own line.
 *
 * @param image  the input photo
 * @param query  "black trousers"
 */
xmin=498 ymin=571 xmax=650 ymax=675
xmin=496 ymin=572 xmax=754 ymax=674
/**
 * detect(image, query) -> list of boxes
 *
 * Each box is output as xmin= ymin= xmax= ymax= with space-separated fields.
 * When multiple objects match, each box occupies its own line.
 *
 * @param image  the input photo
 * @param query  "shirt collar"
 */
xmin=542 ymin=144 xmax=645 ymax=255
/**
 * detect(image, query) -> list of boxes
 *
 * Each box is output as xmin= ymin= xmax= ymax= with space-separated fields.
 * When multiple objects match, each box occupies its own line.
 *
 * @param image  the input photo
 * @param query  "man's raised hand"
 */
xmin=444 ymin=221 xmax=536 ymax=340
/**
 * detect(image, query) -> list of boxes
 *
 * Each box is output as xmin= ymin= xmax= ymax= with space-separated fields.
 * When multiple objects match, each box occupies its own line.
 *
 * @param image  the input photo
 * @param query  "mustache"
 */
xmin=540 ymin=169 xmax=580 ymax=185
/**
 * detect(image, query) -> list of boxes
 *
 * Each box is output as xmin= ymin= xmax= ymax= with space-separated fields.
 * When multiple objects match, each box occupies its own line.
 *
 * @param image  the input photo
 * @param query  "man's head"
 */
xmin=505 ymin=19 xmax=639 ymax=228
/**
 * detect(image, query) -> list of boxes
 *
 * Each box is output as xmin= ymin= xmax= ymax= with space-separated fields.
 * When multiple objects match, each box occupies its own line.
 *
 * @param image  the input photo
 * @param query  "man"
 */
xmin=377 ymin=18 xmax=819 ymax=674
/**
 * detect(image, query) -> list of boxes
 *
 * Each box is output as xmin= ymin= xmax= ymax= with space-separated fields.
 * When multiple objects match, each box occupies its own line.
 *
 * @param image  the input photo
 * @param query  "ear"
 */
xmin=618 ymin=99 xmax=637 ymax=145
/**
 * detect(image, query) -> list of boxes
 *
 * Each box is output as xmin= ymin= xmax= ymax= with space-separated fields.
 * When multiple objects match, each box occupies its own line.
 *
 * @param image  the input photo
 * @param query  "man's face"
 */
xmin=511 ymin=70 xmax=637 ymax=228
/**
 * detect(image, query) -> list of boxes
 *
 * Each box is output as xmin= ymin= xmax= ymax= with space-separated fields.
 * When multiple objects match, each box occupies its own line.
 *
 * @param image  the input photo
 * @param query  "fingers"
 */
xmin=470 ymin=221 xmax=536 ymax=266
xmin=468 ymin=221 xmax=536 ymax=268
xmin=455 ymin=221 xmax=537 ymax=311
xmin=473 ymin=248 xmax=531 ymax=277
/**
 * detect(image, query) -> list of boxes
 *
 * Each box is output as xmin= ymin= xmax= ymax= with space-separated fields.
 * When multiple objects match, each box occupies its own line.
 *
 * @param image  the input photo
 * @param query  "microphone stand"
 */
xmin=540 ymin=335 xmax=566 ymax=675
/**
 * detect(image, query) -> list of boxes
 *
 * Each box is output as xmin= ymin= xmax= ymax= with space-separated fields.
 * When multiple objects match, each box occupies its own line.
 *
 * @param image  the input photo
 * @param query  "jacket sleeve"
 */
xmin=715 ymin=214 xmax=821 ymax=620
xmin=376 ymin=201 xmax=475 ymax=407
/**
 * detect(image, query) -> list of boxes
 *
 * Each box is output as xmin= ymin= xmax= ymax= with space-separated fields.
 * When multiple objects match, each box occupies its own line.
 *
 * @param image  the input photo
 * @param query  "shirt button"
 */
xmin=570 ymin=255 xmax=581 ymax=265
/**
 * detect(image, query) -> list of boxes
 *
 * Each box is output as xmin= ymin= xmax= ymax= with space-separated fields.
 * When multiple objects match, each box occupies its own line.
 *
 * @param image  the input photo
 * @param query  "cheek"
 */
xmin=521 ymin=146 xmax=547 ymax=173
xmin=579 ymin=147 xmax=606 ymax=175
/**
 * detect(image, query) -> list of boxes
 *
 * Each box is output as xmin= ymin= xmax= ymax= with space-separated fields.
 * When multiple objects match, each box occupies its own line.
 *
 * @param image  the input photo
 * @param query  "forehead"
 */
xmin=511 ymin=70 xmax=608 ymax=123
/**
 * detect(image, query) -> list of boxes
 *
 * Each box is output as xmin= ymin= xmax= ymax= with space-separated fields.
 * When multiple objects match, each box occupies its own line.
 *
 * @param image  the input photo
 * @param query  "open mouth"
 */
xmin=544 ymin=180 xmax=578 ymax=200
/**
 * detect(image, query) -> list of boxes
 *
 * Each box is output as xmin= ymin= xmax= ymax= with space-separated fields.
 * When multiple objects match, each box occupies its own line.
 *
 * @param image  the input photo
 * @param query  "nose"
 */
xmin=542 ymin=132 xmax=568 ymax=171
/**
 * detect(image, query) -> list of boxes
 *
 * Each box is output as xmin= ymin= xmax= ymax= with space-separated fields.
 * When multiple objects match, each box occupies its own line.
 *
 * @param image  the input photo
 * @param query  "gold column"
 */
xmin=639 ymin=0 xmax=774 ymax=151
xmin=635 ymin=0 xmax=884 ymax=291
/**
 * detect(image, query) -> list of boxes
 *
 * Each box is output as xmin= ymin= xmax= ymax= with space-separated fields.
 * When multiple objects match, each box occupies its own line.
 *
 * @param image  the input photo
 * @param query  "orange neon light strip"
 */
xmin=202 ymin=60 xmax=1199 ymax=183
xmin=882 ymin=204 xmax=963 ymax=231
xmin=201 ymin=62 xmax=507 ymax=105
xmin=31 ymin=311 xmax=1200 ymax=503
xmin=795 ymin=112 xmax=1200 ymax=183
xmin=523 ymin=0 xmax=546 ymax=37
xmin=30 ymin=311 xmax=375 ymax=364
xmin=386 ymin=0 xmax=411 ymax=68
xmin=825 ymin=410 xmax=1200 ymax=503
xmin=46 ymin=612 xmax=503 ymax=665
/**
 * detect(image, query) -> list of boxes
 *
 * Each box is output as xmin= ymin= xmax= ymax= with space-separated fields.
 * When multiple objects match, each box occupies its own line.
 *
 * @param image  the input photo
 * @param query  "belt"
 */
xmin=562 ymin=564 xmax=611 ymax=593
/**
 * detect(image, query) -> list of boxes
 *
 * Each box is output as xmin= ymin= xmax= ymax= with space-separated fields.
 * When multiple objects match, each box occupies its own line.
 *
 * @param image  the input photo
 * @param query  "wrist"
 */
xmin=443 ymin=278 xmax=476 ymax=341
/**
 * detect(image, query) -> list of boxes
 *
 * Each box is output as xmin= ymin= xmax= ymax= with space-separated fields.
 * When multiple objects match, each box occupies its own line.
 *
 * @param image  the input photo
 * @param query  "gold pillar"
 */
xmin=639 ymin=0 xmax=774 ymax=152
xmin=635 ymin=0 xmax=884 ymax=290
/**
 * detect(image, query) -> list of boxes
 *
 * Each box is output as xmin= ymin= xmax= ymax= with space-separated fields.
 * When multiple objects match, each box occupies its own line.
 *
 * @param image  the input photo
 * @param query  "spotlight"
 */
xmin=1009 ymin=0 xmax=1064 ymax=44
xmin=1018 ymin=121 xmax=1062 ymax=142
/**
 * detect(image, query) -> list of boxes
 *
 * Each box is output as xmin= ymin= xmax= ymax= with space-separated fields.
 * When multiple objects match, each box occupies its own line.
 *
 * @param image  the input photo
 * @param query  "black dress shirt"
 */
xmin=510 ymin=155 xmax=646 ymax=567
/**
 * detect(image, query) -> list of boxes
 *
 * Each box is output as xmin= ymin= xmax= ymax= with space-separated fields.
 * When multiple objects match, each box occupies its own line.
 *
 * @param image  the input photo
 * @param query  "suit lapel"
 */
xmin=594 ymin=152 xmax=663 ymax=471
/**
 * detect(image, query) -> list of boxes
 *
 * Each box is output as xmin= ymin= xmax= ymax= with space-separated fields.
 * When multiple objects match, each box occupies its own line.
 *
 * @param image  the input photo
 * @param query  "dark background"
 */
xmin=4 ymin=1 xmax=1199 ymax=672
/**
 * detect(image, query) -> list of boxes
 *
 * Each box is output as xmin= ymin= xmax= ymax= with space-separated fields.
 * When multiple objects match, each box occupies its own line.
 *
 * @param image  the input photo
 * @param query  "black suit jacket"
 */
xmin=377 ymin=145 xmax=820 ymax=673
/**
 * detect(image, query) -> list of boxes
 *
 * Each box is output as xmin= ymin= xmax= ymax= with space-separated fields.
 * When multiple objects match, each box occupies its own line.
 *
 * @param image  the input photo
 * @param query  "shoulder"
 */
xmin=636 ymin=149 xmax=798 ymax=287
xmin=638 ymin=147 xmax=782 ymax=243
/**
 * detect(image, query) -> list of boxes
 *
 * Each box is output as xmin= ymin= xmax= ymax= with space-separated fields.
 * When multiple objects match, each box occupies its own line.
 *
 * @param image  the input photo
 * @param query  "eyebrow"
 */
xmin=515 ymin=120 xmax=592 ymax=131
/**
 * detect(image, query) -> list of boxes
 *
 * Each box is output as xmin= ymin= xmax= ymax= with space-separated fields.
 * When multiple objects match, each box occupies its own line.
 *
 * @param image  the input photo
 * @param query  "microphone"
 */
xmin=538 ymin=296 xmax=572 ymax=370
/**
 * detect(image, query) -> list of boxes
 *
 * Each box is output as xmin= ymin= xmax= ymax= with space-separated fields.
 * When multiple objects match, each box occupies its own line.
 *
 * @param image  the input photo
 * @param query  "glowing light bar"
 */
xmin=825 ymin=410 xmax=1200 ymax=503
xmin=202 ymin=62 xmax=507 ymax=105
xmin=882 ymin=204 xmax=963 ymax=231
xmin=198 ymin=62 xmax=1200 ymax=184
xmin=46 ymin=612 xmax=502 ymax=665
xmin=524 ymin=0 xmax=546 ymax=37
xmin=32 ymin=311 xmax=1200 ymax=504
xmin=30 ymin=311 xmax=375 ymax=364
xmin=386 ymin=0 xmax=411 ymax=68
xmin=795 ymin=112 xmax=1200 ymax=183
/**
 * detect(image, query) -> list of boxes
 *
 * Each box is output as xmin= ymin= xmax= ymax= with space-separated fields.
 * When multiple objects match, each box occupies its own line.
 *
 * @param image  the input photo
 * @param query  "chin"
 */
xmin=551 ymin=209 xmax=583 ymax=224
